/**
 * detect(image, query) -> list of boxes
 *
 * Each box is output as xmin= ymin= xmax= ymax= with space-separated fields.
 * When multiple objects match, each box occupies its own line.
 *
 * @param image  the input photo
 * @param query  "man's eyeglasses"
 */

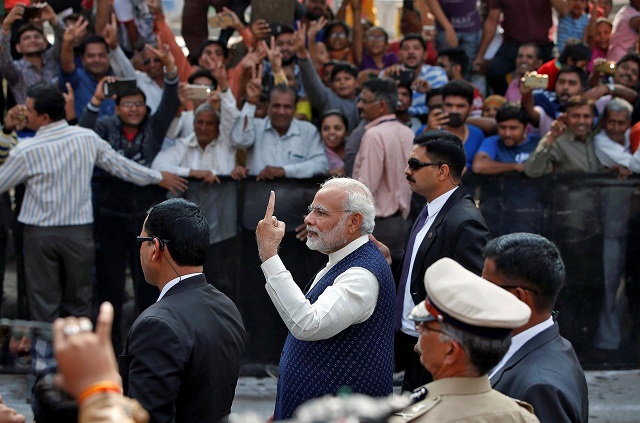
xmin=366 ymin=35 xmax=386 ymax=42
xmin=136 ymin=236 xmax=169 ymax=249
xmin=415 ymin=323 xmax=449 ymax=337
xmin=120 ymin=101 xmax=145 ymax=108
xmin=307 ymin=206 xmax=353 ymax=219
xmin=359 ymin=97 xmax=380 ymax=105
xmin=329 ymin=32 xmax=347 ymax=39
xmin=407 ymin=158 xmax=450 ymax=171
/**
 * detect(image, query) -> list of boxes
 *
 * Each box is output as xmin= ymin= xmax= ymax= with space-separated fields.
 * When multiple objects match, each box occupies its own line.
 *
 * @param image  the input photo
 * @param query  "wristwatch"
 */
xmin=163 ymin=66 xmax=178 ymax=79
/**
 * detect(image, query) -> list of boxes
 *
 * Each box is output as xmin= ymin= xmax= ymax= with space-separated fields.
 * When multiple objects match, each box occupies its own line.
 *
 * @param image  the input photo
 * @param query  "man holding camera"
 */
xmin=425 ymin=80 xmax=485 ymax=171
xmin=586 ymin=53 xmax=640 ymax=114
xmin=381 ymin=34 xmax=448 ymax=117
xmin=78 ymin=44 xmax=181 ymax=352
xmin=0 ymin=2 xmax=64 ymax=104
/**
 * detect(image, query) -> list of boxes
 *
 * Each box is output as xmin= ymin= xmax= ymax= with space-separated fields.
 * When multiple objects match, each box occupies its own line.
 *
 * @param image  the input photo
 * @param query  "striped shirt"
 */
xmin=0 ymin=130 xmax=18 ymax=165
xmin=0 ymin=120 xmax=162 ymax=226
xmin=409 ymin=64 xmax=448 ymax=116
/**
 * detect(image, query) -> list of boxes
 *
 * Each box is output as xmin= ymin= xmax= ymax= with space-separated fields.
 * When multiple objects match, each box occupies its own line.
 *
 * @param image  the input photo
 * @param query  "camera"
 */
xmin=104 ymin=79 xmax=138 ymax=97
xmin=522 ymin=72 xmax=549 ymax=90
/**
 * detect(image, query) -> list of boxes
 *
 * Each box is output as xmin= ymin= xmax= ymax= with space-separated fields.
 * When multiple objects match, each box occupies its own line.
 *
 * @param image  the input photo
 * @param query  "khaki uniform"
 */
xmin=389 ymin=377 xmax=540 ymax=423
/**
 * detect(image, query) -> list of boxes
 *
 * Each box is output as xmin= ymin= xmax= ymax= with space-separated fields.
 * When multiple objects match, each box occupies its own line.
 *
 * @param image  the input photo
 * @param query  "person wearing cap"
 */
xmin=481 ymin=95 xmax=507 ymax=119
xmin=256 ymin=178 xmax=395 ymax=421
xmin=483 ymin=233 xmax=589 ymax=423
xmin=396 ymin=130 xmax=489 ymax=392
xmin=389 ymin=257 xmax=539 ymax=423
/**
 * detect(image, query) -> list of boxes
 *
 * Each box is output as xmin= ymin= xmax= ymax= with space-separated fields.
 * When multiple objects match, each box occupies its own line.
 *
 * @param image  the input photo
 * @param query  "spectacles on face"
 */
xmin=136 ymin=236 xmax=169 ymax=249
xmin=407 ymin=158 xmax=450 ymax=171
xmin=415 ymin=322 xmax=449 ymax=337
xmin=329 ymin=32 xmax=347 ymax=39
xmin=496 ymin=284 xmax=540 ymax=295
xmin=366 ymin=35 xmax=386 ymax=42
xmin=307 ymin=206 xmax=353 ymax=219
xmin=120 ymin=101 xmax=145 ymax=108
xmin=143 ymin=58 xmax=162 ymax=65
xmin=359 ymin=96 xmax=380 ymax=105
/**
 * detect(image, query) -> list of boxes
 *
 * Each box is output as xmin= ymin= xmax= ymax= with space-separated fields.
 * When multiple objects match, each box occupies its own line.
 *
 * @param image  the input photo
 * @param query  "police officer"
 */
xmin=389 ymin=258 xmax=539 ymax=423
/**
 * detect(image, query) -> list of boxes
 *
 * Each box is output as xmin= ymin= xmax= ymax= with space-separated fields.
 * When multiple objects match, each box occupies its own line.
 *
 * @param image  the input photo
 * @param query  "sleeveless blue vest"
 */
xmin=273 ymin=240 xmax=395 ymax=420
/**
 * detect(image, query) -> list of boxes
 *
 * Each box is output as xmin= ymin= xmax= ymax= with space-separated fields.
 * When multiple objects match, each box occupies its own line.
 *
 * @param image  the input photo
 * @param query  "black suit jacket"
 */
xmin=119 ymin=274 xmax=246 ymax=423
xmin=491 ymin=322 xmax=589 ymax=423
xmin=408 ymin=187 xmax=489 ymax=305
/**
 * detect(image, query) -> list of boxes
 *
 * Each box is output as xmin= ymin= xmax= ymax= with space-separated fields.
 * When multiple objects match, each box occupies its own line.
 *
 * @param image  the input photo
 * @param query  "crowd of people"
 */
xmin=0 ymin=0 xmax=639 ymax=421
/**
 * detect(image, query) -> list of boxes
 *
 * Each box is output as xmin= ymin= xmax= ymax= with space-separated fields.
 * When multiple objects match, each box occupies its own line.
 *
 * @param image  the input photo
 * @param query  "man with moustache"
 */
xmin=521 ymin=66 xmax=585 ymax=137
xmin=255 ymin=178 xmax=395 ymax=420
xmin=524 ymin=95 xmax=599 ymax=177
xmin=396 ymin=130 xmax=489 ymax=392
xmin=505 ymin=44 xmax=543 ymax=103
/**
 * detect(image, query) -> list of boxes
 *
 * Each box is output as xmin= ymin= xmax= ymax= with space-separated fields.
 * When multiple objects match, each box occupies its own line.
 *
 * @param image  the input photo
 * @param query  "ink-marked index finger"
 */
xmin=264 ymin=191 xmax=275 ymax=220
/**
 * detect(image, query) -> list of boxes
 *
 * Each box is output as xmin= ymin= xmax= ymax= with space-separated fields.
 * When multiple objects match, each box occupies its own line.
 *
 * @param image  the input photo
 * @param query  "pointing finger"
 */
xmin=264 ymin=190 xmax=275 ymax=220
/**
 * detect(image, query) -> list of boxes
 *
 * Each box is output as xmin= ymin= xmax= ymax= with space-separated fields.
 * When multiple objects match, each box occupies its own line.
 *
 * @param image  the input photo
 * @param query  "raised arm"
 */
xmin=61 ymin=17 xmax=89 ymax=74
xmin=472 ymin=8 xmax=501 ymax=70
xmin=426 ymin=0 xmax=458 ymax=48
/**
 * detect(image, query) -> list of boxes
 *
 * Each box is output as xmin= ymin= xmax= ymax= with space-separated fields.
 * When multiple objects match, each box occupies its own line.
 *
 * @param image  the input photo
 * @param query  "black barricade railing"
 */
xmin=89 ymin=174 xmax=640 ymax=371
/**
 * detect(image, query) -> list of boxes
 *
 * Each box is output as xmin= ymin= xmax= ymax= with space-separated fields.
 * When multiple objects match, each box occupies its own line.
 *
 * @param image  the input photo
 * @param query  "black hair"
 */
xmin=413 ymin=130 xmax=466 ymax=179
xmin=617 ymin=53 xmax=640 ymax=71
xmin=518 ymin=42 xmax=540 ymax=60
xmin=483 ymin=233 xmax=565 ymax=311
xmin=26 ymin=83 xmax=66 ymax=122
xmin=437 ymin=47 xmax=469 ymax=74
xmin=442 ymin=80 xmax=474 ymax=105
xmin=17 ymin=23 xmax=44 ymax=40
xmin=116 ymin=88 xmax=147 ymax=105
xmin=495 ymin=104 xmax=529 ymax=125
xmin=79 ymin=35 xmax=109 ymax=56
xmin=556 ymin=65 xmax=586 ymax=88
xmin=400 ymin=33 xmax=426 ymax=51
xmin=197 ymin=39 xmax=229 ymax=60
xmin=321 ymin=109 xmax=348 ymax=129
xmin=558 ymin=42 xmax=592 ymax=65
xmin=144 ymin=199 xmax=209 ymax=266
xmin=362 ymin=78 xmax=398 ymax=112
xmin=330 ymin=62 xmax=358 ymax=81
xmin=188 ymin=69 xmax=217 ymax=89
xmin=269 ymin=84 xmax=299 ymax=104
xmin=323 ymin=21 xmax=352 ymax=45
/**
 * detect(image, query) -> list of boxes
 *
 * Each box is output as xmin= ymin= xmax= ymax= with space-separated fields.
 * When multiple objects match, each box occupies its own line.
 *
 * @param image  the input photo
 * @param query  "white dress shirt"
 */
xmin=231 ymin=102 xmax=328 ymax=178
xmin=400 ymin=186 xmax=459 ymax=337
xmin=261 ymin=235 xmax=379 ymax=342
xmin=151 ymin=89 xmax=240 ymax=176
xmin=157 ymin=273 xmax=202 ymax=301
xmin=489 ymin=316 xmax=555 ymax=379
xmin=594 ymin=129 xmax=640 ymax=173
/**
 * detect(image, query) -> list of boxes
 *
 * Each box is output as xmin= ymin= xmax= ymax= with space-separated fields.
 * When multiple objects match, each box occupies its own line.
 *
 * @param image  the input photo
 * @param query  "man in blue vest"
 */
xmin=255 ymin=177 xmax=395 ymax=421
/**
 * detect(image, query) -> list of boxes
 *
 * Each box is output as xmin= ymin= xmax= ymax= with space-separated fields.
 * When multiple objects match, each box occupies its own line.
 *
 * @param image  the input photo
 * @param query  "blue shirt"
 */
xmin=477 ymin=134 xmax=540 ymax=164
xmin=464 ymin=124 xmax=485 ymax=170
xmin=557 ymin=13 xmax=590 ymax=53
xmin=59 ymin=67 xmax=115 ymax=118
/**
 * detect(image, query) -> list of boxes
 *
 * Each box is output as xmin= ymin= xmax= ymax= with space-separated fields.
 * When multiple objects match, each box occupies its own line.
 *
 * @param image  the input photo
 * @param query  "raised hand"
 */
xmin=307 ymin=16 xmax=327 ymax=39
xmin=1 ymin=5 xmax=25 ymax=33
xmin=262 ymin=37 xmax=282 ymax=73
xmin=250 ymin=18 xmax=271 ymax=41
xmin=256 ymin=191 xmax=286 ymax=262
xmin=102 ymin=12 xmax=118 ymax=50
xmin=146 ymin=36 xmax=175 ymax=72
xmin=245 ymin=63 xmax=263 ymax=104
xmin=211 ymin=60 xmax=229 ymax=91
xmin=53 ymin=302 xmax=121 ymax=399
xmin=63 ymin=16 xmax=89 ymax=45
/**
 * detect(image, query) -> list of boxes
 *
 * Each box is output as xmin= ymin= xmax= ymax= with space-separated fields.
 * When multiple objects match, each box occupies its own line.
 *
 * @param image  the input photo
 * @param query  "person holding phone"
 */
xmin=425 ymin=80 xmax=484 ymax=171
xmin=0 ymin=2 xmax=64 ymax=105
xmin=78 ymin=42 xmax=182 ymax=353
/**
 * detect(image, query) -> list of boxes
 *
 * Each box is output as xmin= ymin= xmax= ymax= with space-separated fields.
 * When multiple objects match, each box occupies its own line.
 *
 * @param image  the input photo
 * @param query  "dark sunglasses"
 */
xmin=407 ymin=158 xmax=450 ymax=171
xmin=136 ymin=236 xmax=169 ymax=250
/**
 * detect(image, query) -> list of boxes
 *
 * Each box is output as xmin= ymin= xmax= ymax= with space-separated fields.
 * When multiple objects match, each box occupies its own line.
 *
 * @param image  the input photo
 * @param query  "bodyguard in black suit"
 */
xmin=120 ymin=199 xmax=246 ymax=423
xmin=395 ymin=130 xmax=490 ymax=392
xmin=483 ymin=233 xmax=588 ymax=423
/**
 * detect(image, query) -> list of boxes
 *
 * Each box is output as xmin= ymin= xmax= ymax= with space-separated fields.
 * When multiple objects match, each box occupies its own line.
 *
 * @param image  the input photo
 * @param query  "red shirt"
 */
xmin=536 ymin=59 xmax=560 ymax=91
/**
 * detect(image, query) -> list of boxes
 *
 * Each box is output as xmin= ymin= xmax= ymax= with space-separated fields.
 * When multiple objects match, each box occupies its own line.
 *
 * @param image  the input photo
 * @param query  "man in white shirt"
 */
xmin=593 ymin=98 xmax=638 ymax=355
xmin=255 ymin=178 xmax=395 ymax=420
xmin=483 ymin=233 xmax=589 ymax=423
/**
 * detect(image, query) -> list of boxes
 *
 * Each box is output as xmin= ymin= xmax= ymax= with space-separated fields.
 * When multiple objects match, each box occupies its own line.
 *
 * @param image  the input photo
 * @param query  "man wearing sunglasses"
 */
xmin=396 ymin=130 xmax=489 ymax=392
xmin=256 ymin=178 xmax=395 ymax=420
xmin=483 ymin=233 xmax=588 ymax=423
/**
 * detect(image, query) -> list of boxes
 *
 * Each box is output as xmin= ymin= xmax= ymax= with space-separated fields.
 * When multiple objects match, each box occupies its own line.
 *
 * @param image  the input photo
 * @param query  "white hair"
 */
xmin=319 ymin=177 xmax=376 ymax=235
